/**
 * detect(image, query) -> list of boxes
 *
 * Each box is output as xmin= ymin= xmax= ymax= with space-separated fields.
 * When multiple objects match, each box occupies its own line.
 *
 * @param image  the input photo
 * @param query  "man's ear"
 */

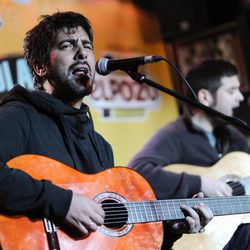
xmin=33 ymin=63 xmax=47 ymax=77
xmin=197 ymin=89 xmax=213 ymax=106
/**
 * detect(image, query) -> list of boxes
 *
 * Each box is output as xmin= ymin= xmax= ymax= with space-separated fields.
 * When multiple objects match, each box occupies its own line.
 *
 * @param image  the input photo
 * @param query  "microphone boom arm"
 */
xmin=126 ymin=70 xmax=250 ymax=132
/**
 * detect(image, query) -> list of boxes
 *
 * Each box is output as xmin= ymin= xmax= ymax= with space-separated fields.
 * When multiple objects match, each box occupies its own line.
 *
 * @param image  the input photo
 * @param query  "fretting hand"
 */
xmin=167 ymin=192 xmax=213 ymax=234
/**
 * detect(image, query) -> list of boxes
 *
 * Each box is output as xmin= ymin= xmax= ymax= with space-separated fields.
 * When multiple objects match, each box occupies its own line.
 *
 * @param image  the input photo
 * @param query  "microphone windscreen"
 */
xmin=95 ymin=58 xmax=109 ymax=76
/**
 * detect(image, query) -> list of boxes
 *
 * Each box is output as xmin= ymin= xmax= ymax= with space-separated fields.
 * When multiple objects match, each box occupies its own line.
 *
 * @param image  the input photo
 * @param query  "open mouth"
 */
xmin=72 ymin=67 xmax=88 ymax=76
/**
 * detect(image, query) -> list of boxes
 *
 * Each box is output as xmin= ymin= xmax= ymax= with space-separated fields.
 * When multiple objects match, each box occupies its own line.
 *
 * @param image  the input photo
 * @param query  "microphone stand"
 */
xmin=126 ymin=70 xmax=250 ymax=132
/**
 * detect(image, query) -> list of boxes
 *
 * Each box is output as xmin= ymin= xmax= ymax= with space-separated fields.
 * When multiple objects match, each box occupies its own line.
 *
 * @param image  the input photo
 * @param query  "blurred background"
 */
xmin=1 ymin=0 xmax=250 ymax=165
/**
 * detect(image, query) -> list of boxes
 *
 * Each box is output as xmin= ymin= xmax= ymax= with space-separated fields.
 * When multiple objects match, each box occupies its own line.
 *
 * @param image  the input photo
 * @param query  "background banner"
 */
xmin=0 ymin=0 xmax=179 ymax=165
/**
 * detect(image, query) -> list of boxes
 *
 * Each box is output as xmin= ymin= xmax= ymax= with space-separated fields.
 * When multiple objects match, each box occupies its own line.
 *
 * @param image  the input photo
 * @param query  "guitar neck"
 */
xmin=120 ymin=196 xmax=250 ymax=224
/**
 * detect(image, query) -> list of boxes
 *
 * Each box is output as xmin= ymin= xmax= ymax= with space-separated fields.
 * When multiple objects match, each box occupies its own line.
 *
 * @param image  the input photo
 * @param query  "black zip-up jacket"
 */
xmin=0 ymin=85 xmax=114 ymax=222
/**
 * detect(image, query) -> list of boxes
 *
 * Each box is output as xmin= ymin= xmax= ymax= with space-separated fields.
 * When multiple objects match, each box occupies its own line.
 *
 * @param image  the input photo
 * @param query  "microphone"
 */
xmin=95 ymin=55 xmax=163 ymax=75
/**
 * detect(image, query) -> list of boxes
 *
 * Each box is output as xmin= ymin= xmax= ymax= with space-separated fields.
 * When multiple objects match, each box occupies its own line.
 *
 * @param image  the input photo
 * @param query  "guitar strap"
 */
xmin=43 ymin=218 xmax=61 ymax=250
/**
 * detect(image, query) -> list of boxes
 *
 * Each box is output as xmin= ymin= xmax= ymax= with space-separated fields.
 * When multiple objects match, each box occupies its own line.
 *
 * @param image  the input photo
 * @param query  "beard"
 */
xmin=209 ymin=102 xmax=230 ymax=128
xmin=46 ymin=65 xmax=94 ymax=103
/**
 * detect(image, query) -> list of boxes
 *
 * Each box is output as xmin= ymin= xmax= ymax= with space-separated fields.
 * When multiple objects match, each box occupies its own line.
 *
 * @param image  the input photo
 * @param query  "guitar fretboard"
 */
xmin=103 ymin=196 xmax=250 ymax=225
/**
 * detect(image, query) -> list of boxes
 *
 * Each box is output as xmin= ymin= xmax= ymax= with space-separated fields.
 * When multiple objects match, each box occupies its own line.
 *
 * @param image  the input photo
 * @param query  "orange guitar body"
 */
xmin=0 ymin=155 xmax=163 ymax=250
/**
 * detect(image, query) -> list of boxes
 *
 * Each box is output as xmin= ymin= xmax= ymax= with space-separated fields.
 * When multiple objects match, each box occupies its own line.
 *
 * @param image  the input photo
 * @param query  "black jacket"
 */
xmin=0 ymin=85 xmax=114 ymax=222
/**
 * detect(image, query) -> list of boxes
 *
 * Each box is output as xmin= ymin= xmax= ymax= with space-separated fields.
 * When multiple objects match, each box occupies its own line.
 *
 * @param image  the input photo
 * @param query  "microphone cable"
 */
xmin=162 ymin=57 xmax=198 ymax=102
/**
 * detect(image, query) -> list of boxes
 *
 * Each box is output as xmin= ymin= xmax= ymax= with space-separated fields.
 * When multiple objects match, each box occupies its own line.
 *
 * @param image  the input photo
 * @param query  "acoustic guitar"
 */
xmin=165 ymin=151 xmax=250 ymax=250
xmin=1 ymin=154 xmax=250 ymax=250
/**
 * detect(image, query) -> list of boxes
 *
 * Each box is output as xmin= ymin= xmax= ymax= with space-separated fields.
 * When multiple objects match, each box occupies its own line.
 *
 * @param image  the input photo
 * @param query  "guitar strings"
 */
xmin=101 ymin=196 xmax=250 ymax=225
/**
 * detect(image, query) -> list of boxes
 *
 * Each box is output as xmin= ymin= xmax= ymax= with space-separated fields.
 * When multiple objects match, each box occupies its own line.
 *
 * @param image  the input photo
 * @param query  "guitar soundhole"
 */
xmin=94 ymin=192 xmax=133 ymax=237
xmin=227 ymin=181 xmax=245 ymax=196
xmin=101 ymin=199 xmax=128 ymax=229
